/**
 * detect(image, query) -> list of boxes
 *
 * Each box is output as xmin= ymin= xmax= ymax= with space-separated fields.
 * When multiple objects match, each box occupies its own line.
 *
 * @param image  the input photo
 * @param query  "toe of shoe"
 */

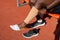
xmin=10 ymin=25 xmax=20 ymax=31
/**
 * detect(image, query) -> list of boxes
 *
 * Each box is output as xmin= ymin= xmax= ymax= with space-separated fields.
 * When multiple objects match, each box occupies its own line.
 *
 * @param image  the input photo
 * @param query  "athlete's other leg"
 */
xmin=54 ymin=18 xmax=60 ymax=40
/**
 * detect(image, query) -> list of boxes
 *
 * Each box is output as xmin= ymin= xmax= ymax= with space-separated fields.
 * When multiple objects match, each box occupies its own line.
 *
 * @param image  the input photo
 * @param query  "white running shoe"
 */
xmin=10 ymin=24 xmax=20 ymax=31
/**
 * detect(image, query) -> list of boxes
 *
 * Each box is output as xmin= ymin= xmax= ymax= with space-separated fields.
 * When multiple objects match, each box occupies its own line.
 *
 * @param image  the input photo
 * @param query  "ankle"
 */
xmin=18 ymin=21 xmax=27 ymax=27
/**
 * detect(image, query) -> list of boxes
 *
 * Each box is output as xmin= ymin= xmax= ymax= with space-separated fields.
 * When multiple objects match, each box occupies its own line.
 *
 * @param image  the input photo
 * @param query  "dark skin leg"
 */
xmin=29 ymin=0 xmax=50 ymax=20
xmin=18 ymin=0 xmax=60 ymax=30
xmin=54 ymin=19 xmax=60 ymax=40
xmin=29 ymin=0 xmax=53 ymax=21
xmin=29 ymin=0 xmax=41 ymax=20
xmin=55 ymin=34 xmax=60 ymax=40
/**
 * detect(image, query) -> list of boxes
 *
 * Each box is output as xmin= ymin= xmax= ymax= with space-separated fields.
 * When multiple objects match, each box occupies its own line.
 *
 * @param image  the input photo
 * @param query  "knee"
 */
xmin=29 ymin=0 xmax=37 ymax=8
xmin=29 ymin=0 xmax=37 ymax=4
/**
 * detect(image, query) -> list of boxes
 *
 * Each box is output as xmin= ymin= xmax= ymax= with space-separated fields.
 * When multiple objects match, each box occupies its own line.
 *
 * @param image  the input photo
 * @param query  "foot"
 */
xmin=26 ymin=19 xmax=46 ymax=28
xmin=10 ymin=22 xmax=27 ymax=31
xmin=22 ymin=28 xmax=40 ymax=38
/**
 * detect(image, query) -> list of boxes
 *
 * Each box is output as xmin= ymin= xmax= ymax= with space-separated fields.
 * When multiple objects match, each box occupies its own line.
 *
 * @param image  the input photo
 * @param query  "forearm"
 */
xmin=47 ymin=0 xmax=60 ymax=10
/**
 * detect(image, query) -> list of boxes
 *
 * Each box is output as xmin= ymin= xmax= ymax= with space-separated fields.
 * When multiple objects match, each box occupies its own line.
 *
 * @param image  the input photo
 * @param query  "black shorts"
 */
xmin=48 ymin=4 xmax=60 ymax=14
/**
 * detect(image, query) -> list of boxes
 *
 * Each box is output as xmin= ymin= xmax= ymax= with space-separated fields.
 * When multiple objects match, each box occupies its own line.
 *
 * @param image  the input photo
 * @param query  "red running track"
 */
xmin=0 ymin=0 xmax=58 ymax=40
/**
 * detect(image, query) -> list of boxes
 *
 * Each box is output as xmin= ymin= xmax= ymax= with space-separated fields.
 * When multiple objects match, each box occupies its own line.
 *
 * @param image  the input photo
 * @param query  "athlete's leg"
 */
xmin=25 ymin=8 xmax=49 ymax=28
xmin=24 ymin=6 xmax=38 ymax=24
xmin=54 ymin=18 xmax=60 ymax=40
xmin=10 ymin=0 xmax=47 ymax=31
xmin=10 ymin=6 xmax=39 ymax=31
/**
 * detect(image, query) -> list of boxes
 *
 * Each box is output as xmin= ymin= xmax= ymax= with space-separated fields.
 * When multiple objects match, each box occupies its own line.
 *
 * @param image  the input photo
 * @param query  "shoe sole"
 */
xmin=33 ymin=22 xmax=45 ymax=28
xmin=22 ymin=33 xmax=38 ymax=38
